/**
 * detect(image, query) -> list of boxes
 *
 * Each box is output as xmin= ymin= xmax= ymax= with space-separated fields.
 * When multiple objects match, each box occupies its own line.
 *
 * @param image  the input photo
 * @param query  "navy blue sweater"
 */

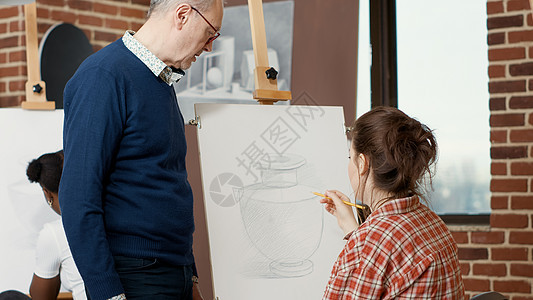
xmin=60 ymin=39 xmax=195 ymax=300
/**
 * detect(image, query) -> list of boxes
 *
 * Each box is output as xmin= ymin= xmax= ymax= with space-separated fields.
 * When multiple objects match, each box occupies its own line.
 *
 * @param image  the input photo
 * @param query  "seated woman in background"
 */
xmin=319 ymin=107 xmax=464 ymax=299
xmin=26 ymin=150 xmax=86 ymax=300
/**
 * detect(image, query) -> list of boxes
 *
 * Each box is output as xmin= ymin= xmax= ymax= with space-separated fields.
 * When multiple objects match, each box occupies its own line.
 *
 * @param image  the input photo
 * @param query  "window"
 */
xmin=358 ymin=0 xmax=490 ymax=217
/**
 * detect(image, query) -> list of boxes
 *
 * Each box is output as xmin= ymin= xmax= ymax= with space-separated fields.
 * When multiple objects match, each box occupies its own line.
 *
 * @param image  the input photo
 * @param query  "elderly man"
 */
xmin=59 ymin=1 xmax=223 ymax=299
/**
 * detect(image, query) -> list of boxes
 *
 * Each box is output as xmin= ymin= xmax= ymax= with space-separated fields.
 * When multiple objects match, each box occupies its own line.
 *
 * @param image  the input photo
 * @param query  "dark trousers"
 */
xmin=113 ymin=255 xmax=194 ymax=300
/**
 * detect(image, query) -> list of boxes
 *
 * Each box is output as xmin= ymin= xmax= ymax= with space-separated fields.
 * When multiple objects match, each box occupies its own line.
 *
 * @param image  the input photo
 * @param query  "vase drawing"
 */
xmin=234 ymin=154 xmax=323 ymax=277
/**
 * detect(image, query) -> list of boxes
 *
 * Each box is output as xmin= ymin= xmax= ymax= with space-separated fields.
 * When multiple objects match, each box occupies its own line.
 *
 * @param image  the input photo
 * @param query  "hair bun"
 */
xmin=26 ymin=159 xmax=42 ymax=183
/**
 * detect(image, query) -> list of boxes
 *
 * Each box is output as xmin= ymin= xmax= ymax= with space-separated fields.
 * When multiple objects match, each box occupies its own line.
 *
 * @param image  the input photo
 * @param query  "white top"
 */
xmin=34 ymin=219 xmax=86 ymax=300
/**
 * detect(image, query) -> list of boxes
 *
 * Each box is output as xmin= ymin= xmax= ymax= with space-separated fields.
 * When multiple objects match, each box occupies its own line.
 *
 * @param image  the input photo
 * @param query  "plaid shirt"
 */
xmin=323 ymin=196 xmax=465 ymax=299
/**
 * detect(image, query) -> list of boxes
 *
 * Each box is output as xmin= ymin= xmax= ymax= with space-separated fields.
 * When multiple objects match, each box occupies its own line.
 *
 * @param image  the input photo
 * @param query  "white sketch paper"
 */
xmin=195 ymin=103 xmax=350 ymax=300
xmin=0 ymin=108 xmax=63 ymax=292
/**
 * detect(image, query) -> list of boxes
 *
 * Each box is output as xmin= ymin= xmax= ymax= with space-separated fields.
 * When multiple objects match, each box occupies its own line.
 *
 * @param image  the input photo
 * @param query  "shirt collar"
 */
xmin=122 ymin=30 xmax=184 ymax=86
xmin=367 ymin=195 xmax=421 ymax=220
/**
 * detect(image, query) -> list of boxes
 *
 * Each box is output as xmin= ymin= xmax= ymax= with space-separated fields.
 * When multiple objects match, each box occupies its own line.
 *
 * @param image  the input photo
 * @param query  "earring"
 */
xmin=47 ymin=198 xmax=53 ymax=207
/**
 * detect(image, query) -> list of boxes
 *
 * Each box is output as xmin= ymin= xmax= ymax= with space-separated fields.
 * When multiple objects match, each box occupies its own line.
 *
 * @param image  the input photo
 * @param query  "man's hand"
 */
xmin=192 ymin=282 xmax=204 ymax=300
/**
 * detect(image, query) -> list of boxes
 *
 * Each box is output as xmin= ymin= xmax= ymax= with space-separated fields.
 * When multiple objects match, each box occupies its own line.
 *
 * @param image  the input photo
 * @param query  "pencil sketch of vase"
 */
xmin=234 ymin=153 xmax=323 ymax=278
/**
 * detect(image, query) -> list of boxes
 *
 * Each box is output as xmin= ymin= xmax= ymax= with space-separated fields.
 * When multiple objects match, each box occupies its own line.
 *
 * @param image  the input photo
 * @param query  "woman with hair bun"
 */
xmin=26 ymin=150 xmax=86 ymax=300
xmin=319 ymin=106 xmax=464 ymax=299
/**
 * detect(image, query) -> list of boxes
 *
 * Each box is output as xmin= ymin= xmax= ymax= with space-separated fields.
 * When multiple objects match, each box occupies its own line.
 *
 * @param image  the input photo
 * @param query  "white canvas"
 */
xmin=0 ymin=108 xmax=63 ymax=292
xmin=195 ymin=103 xmax=351 ymax=300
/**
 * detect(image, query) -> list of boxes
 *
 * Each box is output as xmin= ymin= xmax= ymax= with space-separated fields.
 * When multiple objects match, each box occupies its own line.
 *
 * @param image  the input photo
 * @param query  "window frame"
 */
xmin=369 ymin=0 xmax=489 ymax=225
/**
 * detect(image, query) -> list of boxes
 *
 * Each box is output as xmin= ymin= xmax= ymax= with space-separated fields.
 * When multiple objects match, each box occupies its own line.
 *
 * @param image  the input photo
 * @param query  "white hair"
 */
xmin=147 ymin=0 xmax=215 ymax=18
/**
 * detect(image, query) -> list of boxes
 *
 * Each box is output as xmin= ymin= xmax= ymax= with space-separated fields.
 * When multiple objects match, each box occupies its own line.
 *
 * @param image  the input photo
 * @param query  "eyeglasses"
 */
xmin=191 ymin=6 xmax=220 ymax=44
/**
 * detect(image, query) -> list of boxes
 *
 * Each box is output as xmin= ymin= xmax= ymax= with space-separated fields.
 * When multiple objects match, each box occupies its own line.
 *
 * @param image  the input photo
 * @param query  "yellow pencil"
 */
xmin=313 ymin=192 xmax=366 ymax=210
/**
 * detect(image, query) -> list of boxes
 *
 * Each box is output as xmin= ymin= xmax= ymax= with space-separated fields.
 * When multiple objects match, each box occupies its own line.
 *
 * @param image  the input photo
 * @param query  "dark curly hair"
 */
xmin=349 ymin=106 xmax=437 ymax=204
xmin=26 ymin=150 xmax=64 ymax=193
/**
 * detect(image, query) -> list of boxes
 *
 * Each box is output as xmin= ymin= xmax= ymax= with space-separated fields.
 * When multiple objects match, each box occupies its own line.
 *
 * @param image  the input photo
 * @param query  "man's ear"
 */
xmin=359 ymin=153 xmax=369 ymax=176
xmin=175 ymin=4 xmax=193 ymax=29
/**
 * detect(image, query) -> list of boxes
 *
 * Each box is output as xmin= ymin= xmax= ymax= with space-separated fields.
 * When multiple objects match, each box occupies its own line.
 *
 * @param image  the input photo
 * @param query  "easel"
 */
xmin=247 ymin=0 xmax=291 ymax=105
xmin=20 ymin=1 xmax=55 ymax=110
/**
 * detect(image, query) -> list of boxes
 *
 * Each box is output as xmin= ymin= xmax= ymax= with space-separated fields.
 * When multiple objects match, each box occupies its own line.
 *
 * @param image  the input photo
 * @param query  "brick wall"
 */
xmin=453 ymin=0 xmax=533 ymax=299
xmin=0 ymin=0 xmax=150 ymax=107
xmin=1 ymin=0 xmax=532 ymax=299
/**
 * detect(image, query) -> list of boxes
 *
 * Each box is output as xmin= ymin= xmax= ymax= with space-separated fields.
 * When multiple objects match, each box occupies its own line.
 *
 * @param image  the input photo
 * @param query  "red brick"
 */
xmin=120 ymin=7 xmax=146 ymax=19
xmin=0 ymin=96 xmax=21 ymax=108
xmin=510 ymin=62 xmax=533 ymax=76
xmin=510 ymin=129 xmax=533 ymax=142
xmin=488 ymin=65 xmax=506 ymax=78
xmin=491 ymin=213 xmax=529 ymax=228
xmin=130 ymin=22 xmax=144 ymax=31
xmin=489 ymin=31 xmax=503 ymax=44
xmin=491 ymin=179 xmax=528 ymax=192
xmin=36 ymin=7 xmax=50 ymax=19
xmin=93 ymin=44 xmax=103 ymax=52
xmin=492 ymin=196 xmax=508 ymax=209
xmin=67 ymin=0 xmax=92 ymax=10
xmin=509 ymin=30 xmax=533 ymax=43
xmin=458 ymin=248 xmax=488 ymax=260
xmin=451 ymin=231 xmax=468 ymax=244
xmin=79 ymin=15 xmax=103 ymax=27
xmin=489 ymin=80 xmax=526 ymax=93
xmin=0 ymin=6 xmax=19 ymax=18
xmin=492 ymin=247 xmax=529 ymax=261
xmin=490 ymin=113 xmax=524 ymax=126
xmin=0 ymin=36 xmax=19 ymax=48
xmin=488 ymin=15 xmax=523 ymax=29
xmin=460 ymin=262 xmax=470 ymax=276
xmin=8 ymin=80 xmax=24 ymax=92
xmin=529 ymin=79 xmax=533 ymax=91
xmin=8 ymin=50 xmax=25 ymax=63
xmin=493 ymin=279 xmax=530 ymax=293
xmin=131 ymin=0 xmax=150 ymax=5
xmin=491 ymin=146 xmax=528 ymax=159
xmin=0 ymin=81 xmax=5 ymax=93
xmin=37 ymin=23 xmax=51 ymax=37
xmin=0 ymin=66 xmax=21 ymax=77
xmin=511 ymin=162 xmax=533 ymax=175
xmin=510 ymin=96 xmax=533 ymax=108
xmin=490 ymin=130 xmax=507 ymax=143
xmin=507 ymin=0 xmax=532 ymax=11
xmin=472 ymin=231 xmax=505 ymax=244
xmin=512 ymin=296 xmax=533 ymax=300
xmin=491 ymin=161 xmax=507 ymax=174
xmin=511 ymin=263 xmax=533 ymax=277
xmin=530 ymin=112 xmax=533 ymax=125
xmin=40 ymin=0 xmax=65 ymax=6
xmin=529 ymin=13 xmax=533 ymax=26
xmin=0 ymin=52 xmax=6 ymax=64
xmin=105 ymin=19 xmax=128 ymax=30
xmin=9 ymin=20 xmax=24 ymax=32
xmin=473 ymin=263 xmax=507 ymax=276
xmin=94 ymin=3 xmax=118 ymax=15
xmin=510 ymin=232 xmax=533 ymax=244
xmin=490 ymin=97 xmax=506 ymax=110
xmin=50 ymin=11 xmax=76 ymax=23
xmin=0 ymin=23 xmax=7 ymax=34
xmin=488 ymin=47 xmax=525 ymax=61
xmin=463 ymin=278 xmax=490 ymax=291
xmin=512 ymin=196 xmax=533 ymax=209
xmin=487 ymin=1 xmax=504 ymax=14
xmin=94 ymin=31 xmax=120 ymax=43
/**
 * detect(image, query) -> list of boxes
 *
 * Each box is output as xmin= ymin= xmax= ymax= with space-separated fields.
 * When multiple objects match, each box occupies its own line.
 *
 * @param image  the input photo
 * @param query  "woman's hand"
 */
xmin=320 ymin=190 xmax=359 ymax=235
